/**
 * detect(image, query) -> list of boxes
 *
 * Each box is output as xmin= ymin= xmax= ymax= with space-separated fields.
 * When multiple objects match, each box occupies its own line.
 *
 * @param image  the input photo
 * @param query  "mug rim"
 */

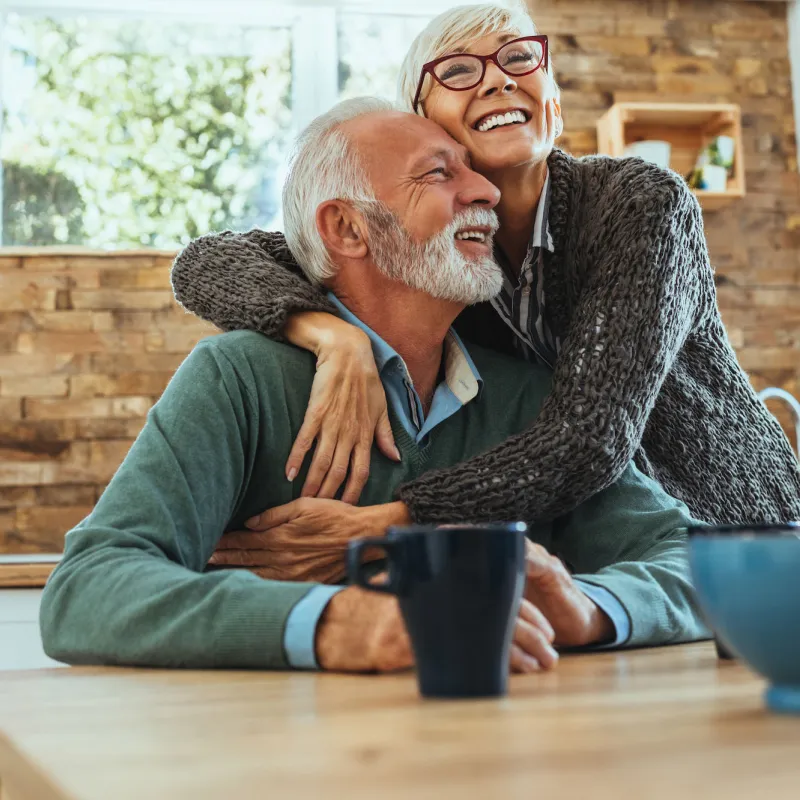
xmin=386 ymin=521 xmax=528 ymax=537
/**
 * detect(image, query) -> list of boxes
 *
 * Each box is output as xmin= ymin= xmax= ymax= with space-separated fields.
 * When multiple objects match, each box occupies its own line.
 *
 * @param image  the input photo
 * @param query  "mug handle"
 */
xmin=347 ymin=537 xmax=399 ymax=595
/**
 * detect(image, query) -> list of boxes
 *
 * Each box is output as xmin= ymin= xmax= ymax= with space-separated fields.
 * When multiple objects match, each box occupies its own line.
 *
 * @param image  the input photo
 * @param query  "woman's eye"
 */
xmin=505 ymin=51 xmax=534 ymax=65
xmin=440 ymin=65 xmax=471 ymax=81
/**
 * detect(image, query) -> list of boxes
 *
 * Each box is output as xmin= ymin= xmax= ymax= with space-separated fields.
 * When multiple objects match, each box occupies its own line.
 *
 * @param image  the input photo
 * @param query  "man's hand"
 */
xmin=524 ymin=541 xmax=614 ymax=648
xmin=207 ymin=498 xmax=411 ymax=583
xmin=511 ymin=597 xmax=559 ymax=673
xmin=317 ymin=587 xmax=558 ymax=675
xmin=315 ymin=586 xmax=413 ymax=672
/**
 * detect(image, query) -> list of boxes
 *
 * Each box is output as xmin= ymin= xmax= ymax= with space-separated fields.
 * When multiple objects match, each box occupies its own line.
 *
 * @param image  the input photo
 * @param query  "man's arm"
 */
xmin=556 ymin=462 xmax=710 ymax=648
xmin=40 ymin=340 xmax=320 ymax=669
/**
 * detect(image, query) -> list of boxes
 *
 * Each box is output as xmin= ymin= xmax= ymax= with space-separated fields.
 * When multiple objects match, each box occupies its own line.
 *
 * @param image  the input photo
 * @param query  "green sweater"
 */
xmin=40 ymin=331 xmax=707 ymax=669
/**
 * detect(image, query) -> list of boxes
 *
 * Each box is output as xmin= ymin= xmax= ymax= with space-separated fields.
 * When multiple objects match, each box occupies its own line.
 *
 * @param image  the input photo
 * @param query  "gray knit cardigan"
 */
xmin=171 ymin=148 xmax=800 ymax=526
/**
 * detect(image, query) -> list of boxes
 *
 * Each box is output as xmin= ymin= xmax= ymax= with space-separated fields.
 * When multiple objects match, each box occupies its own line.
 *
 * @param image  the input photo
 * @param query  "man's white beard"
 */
xmin=361 ymin=203 xmax=503 ymax=305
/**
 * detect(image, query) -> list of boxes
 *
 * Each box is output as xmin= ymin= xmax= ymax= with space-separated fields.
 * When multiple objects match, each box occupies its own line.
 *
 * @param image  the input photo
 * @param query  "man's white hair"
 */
xmin=282 ymin=96 xmax=395 ymax=284
xmin=396 ymin=2 xmax=559 ymax=115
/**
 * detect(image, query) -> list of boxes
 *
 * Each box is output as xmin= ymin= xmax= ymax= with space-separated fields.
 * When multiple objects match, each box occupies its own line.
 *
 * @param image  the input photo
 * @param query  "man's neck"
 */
xmin=484 ymin=158 xmax=548 ymax=275
xmin=331 ymin=278 xmax=462 ymax=411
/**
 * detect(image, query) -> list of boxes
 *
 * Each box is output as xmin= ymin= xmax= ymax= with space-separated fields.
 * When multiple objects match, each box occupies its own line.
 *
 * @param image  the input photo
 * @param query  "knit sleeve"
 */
xmin=170 ymin=229 xmax=336 ymax=339
xmin=397 ymin=180 xmax=706 ymax=525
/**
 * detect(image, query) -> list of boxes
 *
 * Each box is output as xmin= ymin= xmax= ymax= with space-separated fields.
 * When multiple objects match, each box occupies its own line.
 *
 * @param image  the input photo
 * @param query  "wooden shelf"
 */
xmin=596 ymin=102 xmax=745 ymax=211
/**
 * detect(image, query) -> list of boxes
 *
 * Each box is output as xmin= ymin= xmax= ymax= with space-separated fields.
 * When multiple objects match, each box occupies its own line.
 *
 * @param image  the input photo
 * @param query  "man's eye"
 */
xmin=426 ymin=167 xmax=447 ymax=177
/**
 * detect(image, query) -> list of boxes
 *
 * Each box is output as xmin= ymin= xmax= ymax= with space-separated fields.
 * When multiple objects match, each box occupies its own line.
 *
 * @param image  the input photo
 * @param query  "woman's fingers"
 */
xmin=374 ymin=407 xmax=401 ymax=462
xmin=340 ymin=439 xmax=372 ymax=505
xmin=301 ymin=427 xmax=338 ymax=498
xmin=285 ymin=335 xmax=387 ymax=497
xmin=286 ymin=410 xmax=321 ymax=483
xmin=316 ymin=434 xmax=356 ymax=500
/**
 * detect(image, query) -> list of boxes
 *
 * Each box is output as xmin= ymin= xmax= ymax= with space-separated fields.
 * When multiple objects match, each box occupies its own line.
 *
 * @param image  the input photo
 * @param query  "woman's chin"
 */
xmin=472 ymin=140 xmax=552 ymax=174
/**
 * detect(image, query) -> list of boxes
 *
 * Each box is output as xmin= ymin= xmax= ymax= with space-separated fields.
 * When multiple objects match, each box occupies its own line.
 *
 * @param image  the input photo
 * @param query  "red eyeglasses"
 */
xmin=412 ymin=35 xmax=549 ymax=113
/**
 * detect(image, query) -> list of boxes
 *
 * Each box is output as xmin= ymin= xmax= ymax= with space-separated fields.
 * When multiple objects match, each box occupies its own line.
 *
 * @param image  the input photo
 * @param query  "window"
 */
xmin=338 ymin=13 xmax=432 ymax=101
xmin=2 ymin=12 xmax=293 ymax=248
xmin=0 ymin=0 xmax=467 ymax=249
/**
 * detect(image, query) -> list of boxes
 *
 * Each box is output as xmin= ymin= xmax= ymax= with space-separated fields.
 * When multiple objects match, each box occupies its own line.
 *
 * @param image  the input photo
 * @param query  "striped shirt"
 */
xmin=490 ymin=168 xmax=560 ymax=368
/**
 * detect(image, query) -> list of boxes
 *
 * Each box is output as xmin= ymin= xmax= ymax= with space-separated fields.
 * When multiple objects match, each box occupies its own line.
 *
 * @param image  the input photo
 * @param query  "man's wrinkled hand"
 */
xmin=207 ymin=498 xmax=409 ymax=583
xmin=315 ymin=586 xmax=413 ymax=672
xmin=317 ymin=587 xmax=558 ymax=675
xmin=524 ymin=540 xmax=614 ymax=648
xmin=510 ymin=597 xmax=559 ymax=673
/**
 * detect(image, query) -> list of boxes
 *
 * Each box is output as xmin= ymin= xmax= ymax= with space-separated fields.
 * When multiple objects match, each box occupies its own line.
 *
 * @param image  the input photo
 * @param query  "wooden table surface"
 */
xmin=0 ymin=642 xmax=798 ymax=800
xmin=0 ymin=556 xmax=61 ymax=589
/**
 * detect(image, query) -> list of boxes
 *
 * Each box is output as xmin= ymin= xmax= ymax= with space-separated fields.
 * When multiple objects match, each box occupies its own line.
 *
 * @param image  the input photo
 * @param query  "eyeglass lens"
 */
xmin=432 ymin=39 xmax=545 ymax=89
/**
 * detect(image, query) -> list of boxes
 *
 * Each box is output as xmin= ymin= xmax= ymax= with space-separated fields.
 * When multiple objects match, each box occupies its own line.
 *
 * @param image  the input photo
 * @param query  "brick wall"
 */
xmin=1 ymin=0 xmax=799 ymax=553
xmin=0 ymin=251 xmax=217 ymax=552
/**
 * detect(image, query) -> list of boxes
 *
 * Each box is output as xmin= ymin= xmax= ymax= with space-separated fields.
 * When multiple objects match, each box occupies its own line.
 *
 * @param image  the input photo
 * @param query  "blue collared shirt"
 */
xmin=327 ymin=293 xmax=484 ymax=443
xmin=283 ymin=294 xmax=629 ymax=668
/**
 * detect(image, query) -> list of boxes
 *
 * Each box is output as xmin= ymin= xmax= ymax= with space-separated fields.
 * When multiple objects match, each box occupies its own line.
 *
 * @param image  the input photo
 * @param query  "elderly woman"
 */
xmin=171 ymin=3 xmax=800 ymax=527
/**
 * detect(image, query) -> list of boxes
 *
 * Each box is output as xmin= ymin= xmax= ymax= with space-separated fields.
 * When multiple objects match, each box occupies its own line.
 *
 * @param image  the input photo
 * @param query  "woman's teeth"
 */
xmin=476 ymin=110 xmax=527 ymax=132
xmin=455 ymin=231 xmax=486 ymax=242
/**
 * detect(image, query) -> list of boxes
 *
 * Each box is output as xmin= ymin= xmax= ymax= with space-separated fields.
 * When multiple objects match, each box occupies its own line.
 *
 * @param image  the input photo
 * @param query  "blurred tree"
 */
xmin=1 ymin=15 xmax=292 ymax=248
xmin=2 ymin=162 xmax=83 ymax=245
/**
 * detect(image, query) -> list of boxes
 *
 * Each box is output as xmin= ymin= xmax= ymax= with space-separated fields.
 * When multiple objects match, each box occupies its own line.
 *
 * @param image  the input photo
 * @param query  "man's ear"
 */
xmin=316 ymin=200 xmax=369 ymax=260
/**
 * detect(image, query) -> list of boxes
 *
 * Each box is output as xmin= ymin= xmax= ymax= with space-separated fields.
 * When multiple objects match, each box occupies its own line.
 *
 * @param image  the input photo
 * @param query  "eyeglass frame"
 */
xmin=412 ymin=35 xmax=549 ymax=114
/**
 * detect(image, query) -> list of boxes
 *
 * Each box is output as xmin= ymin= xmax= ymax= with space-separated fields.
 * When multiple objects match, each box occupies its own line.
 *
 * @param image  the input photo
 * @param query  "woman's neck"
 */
xmin=485 ymin=159 xmax=548 ymax=275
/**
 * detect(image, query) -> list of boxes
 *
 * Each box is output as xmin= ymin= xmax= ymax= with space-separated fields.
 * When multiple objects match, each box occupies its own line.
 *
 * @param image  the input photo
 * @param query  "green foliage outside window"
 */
xmin=1 ymin=15 xmax=293 ymax=248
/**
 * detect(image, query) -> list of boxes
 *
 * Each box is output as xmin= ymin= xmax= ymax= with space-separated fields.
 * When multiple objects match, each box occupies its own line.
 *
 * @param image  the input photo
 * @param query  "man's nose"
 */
xmin=477 ymin=60 xmax=518 ymax=99
xmin=456 ymin=172 xmax=501 ymax=210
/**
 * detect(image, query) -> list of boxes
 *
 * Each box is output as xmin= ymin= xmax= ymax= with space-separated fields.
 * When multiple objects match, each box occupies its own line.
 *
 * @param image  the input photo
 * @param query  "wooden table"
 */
xmin=0 ymin=556 xmax=61 ymax=590
xmin=0 ymin=642 xmax=798 ymax=800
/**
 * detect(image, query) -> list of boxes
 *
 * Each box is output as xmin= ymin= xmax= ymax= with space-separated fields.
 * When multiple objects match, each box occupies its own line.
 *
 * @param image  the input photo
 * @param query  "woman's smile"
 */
xmin=472 ymin=107 xmax=530 ymax=133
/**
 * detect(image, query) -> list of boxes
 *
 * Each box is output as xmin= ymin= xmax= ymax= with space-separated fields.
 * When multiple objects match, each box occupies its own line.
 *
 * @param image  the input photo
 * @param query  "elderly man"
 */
xmin=40 ymin=98 xmax=707 ymax=673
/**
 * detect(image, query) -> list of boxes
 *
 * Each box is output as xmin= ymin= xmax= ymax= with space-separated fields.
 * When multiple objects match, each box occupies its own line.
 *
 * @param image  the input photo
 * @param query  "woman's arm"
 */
xmin=171 ymin=229 xmax=399 ymax=501
xmin=171 ymin=229 xmax=336 ymax=337
xmin=397 ymin=179 xmax=708 ymax=525
xmin=283 ymin=312 xmax=400 ymax=502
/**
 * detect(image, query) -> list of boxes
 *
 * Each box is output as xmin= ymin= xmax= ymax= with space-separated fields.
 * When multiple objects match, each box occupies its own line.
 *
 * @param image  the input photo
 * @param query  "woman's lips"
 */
xmin=472 ymin=108 xmax=531 ymax=132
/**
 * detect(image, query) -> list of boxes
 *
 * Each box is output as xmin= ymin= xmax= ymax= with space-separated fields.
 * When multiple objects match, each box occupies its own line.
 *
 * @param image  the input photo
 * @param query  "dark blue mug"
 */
xmin=347 ymin=522 xmax=527 ymax=698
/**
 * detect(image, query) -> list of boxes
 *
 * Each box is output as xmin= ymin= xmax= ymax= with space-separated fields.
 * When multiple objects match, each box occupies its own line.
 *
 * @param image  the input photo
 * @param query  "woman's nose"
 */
xmin=477 ymin=61 xmax=518 ymax=99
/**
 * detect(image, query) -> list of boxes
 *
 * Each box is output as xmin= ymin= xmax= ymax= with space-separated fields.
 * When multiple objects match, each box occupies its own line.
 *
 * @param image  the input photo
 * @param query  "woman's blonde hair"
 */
xmin=396 ymin=2 xmax=558 ymax=115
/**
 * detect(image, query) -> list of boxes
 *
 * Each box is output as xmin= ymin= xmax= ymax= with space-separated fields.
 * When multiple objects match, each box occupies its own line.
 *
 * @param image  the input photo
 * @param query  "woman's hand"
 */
xmin=283 ymin=312 xmax=401 ymax=504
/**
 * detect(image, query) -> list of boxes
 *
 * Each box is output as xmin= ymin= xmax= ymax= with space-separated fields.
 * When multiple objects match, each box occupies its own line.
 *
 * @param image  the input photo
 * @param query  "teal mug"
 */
xmin=688 ymin=523 xmax=800 ymax=713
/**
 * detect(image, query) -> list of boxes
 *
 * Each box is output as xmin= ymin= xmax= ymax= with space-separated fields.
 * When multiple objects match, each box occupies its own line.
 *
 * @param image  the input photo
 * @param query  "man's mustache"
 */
xmin=441 ymin=208 xmax=500 ymax=242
